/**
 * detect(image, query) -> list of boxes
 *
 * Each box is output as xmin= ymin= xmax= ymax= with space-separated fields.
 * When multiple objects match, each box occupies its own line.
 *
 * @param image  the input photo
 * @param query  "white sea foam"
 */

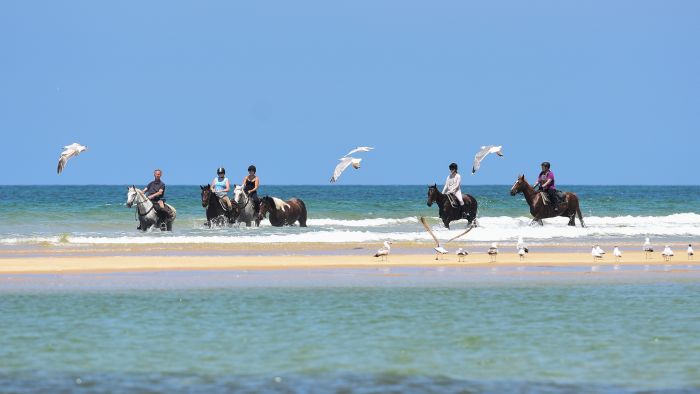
xmin=1 ymin=213 xmax=698 ymax=245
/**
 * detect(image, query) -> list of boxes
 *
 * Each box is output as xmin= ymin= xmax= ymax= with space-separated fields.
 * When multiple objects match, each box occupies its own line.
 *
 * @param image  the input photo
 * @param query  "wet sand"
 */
xmin=0 ymin=246 xmax=693 ymax=274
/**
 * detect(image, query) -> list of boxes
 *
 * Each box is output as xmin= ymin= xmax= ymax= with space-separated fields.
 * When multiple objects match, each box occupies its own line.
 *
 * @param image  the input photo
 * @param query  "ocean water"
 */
xmin=1 ymin=268 xmax=699 ymax=393
xmin=0 ymin=185 xmax=699 ymax=246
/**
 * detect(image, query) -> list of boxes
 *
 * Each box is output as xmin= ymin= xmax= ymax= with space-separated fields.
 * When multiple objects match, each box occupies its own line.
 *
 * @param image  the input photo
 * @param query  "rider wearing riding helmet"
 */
xmin=242 ymin=165 xmax=260 ymax=214
xmin=211 ymin=167 xmax=233 ymax=211
xmin=535 ymin=161 xmax=559 ymax=212
xmin=442 ymin=162 xmax=468 ymax=219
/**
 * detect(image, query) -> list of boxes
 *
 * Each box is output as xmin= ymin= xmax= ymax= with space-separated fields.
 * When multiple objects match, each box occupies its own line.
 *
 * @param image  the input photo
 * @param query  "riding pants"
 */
xmin=450 ymin=190 xmax=464 ymax=206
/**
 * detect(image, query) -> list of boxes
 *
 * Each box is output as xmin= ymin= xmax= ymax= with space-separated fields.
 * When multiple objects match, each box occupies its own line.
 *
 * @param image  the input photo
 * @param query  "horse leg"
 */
xmin=166 ymin=221 xmax=173 ymax=231
xmin=568 ymin=212 xmax=576 ymax=226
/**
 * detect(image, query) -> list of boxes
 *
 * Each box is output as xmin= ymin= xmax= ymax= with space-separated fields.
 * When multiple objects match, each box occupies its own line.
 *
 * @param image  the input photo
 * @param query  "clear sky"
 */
xmin=2 ymin=1 xmax=698 ymax=185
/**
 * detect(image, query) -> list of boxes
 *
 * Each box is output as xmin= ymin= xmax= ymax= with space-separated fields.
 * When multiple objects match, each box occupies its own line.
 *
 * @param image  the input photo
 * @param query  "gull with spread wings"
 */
xmin=472 ymin=145 xmax=503 ymax=174
xmin=57 ymin=143 xmax=88 ymax=174
xmin=330 ymin=146 xmax=374 ymax=183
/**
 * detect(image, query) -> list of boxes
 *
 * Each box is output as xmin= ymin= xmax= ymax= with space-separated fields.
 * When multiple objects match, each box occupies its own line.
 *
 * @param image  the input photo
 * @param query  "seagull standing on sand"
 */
xmin=516 ymin=236 xmax=529 ymax=253
xmin=643 ymin=237 xmax=654 ymax=259
xmin=594 ymin=245 xmax=605 ymax=256
xmin=472 ymin=145 xmax=504 ymax=174
xmin=373 ymin=240 xmax=392 ymax=261
xmin=418 ymin=216 xmax=450 ymax=260
xmin=592 ymin=246 xmax=603 ymax=262
xmin=662 ymin=245 xmax=674 ymax=262
xmin=488 ymin=242 xmax=498 ymax=262
xmin=613 ymin=246 xmax=622 ymax=262
xmin=57 ymin=143 xmax=87 ymax=174
xmin=688 ymin=244 xmax=694 ymax=260
xmin=518 ymin=247 xmax=526 ymax=261
xmin=456 ymin=248 xmax=468 ymax=262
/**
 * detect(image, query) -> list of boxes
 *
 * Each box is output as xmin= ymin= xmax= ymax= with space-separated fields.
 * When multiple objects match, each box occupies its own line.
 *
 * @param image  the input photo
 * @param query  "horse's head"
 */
xmin=200 ymin=185 xmax=210 ymax=207
xmin=126 ymin=185 xmax=138 ymax=208
xmin=258 ymin=195 xmax=273 ymax=220
xmin=232 ymin=184 xmax=245 ymax=204
xmin=427 ymin=184 xmax=439 ymax=206
xmin=510 ymin=175 xmax=526 ymax=196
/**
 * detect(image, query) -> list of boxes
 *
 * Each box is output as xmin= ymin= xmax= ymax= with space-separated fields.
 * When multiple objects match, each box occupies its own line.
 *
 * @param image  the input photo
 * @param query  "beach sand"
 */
xmin=0 ymin=244 xmax=692 ymax=274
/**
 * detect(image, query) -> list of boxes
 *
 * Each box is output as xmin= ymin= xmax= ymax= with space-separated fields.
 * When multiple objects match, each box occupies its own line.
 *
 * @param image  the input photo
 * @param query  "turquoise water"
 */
xmin=1 ymin=185 xmax=699 ymax=245
xmin=1 ymin=268 xmax=699 ymax=393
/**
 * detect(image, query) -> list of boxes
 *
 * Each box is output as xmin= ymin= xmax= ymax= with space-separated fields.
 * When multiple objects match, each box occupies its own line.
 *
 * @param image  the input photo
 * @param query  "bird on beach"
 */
xmin=643 ymin=237 xmax=654 ymax=259
xmin=472 ymin=145 xmax=504 ymax=174
xmin=613 ymin=246 xmax=622 ymax=262
xmin=456 ymin=248 xmax=468 ymax=262
xmin=434 ymin=245 xmax=449 ymax=260
xmin=373 ymin=240 xmax=392 ymax=261
xmin=592 ymin=246 xmax=603 ymax=262
xmin=418 ymin=216 xmax=452 ymax=260
xmin=343 ymin=146 xmax=374 ymax=157
xmin=330 ymin=157 xmax=362 ymax=183
xmin=488 ymin=242 xmax=498 ymax=262
xmin=518 ymin=247 xmax=527 ymax=261
xmin=594 ymin=245 xmax=605 ymax=256
xmin=688 ymin=244 xmax=694 ymax=260
xmin=662 ymin=245 xmax=674 ymax=262
xmin=516 ymin=236 xmax=529 ymax=254
xmin=57 ymin=142 xmax=87 ymax=174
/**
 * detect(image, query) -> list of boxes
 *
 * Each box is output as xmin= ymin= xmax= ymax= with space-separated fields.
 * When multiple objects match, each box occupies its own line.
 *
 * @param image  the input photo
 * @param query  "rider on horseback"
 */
xmin=534 ymin=161 xmax=559 ymax=212
xmin=442 ymin=163 xmax=468 ymax=219
xmin=211 ymin=167 xmax=233 ymax=212
xmin=242 ymin=165 xmax=261 ymax=215
xmin=140 ymin=168 xmax=173 ymax=229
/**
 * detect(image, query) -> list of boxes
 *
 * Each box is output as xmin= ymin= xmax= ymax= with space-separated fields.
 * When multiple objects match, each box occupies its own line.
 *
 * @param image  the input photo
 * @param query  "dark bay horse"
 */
xmin=509 ymin=175 xmax=585 ymax=227
xmin=200 ymin=186 xmax=238 ymax=227
xmin=427 ymin=184 xmax=478 ymax=229
xmin=257 ymin=195 xmax=307 ymax=227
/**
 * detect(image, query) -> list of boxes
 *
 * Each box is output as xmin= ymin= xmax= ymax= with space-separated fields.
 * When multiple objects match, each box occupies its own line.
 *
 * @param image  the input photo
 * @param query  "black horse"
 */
xmin=200 ymin=186 xmax=238 ymax=227
xmin=427 ymin=184 xmax=478 ymax=229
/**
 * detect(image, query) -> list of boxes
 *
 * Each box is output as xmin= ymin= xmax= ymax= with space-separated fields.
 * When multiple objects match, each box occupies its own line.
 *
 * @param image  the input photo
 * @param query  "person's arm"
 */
xmin=211 ymin=178 xmax=217 ymax=191
xmin=224 ymin=178 xmax=231 ymax=193
xmin=149 ymin=187 xmax=164 ymax=200
xmin=541 ymin=173 xmax=553 ymax=189
xmin=250 ymin=177 xmax=259 ymax=193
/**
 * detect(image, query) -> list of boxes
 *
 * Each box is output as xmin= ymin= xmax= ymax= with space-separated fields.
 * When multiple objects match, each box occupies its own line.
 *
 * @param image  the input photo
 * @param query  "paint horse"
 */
xmin=257 ymin=195 xmax=308 ymax=227
xmin=510 ymin=174 xmax=585 ymax=227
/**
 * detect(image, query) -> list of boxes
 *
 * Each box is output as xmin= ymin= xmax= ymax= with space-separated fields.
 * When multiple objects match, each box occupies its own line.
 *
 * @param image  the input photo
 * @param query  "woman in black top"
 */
xmin=242 ymin=165 xmax=260 ymax=213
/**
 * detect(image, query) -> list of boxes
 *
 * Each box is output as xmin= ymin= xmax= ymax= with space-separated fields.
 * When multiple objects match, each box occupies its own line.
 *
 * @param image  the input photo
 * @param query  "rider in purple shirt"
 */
xmin=535 ymin=161 xmax=559 ymax=212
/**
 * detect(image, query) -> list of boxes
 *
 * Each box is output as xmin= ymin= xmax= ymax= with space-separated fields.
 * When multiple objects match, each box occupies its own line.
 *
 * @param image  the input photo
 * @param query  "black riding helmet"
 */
xmin=541 ymin=162 xmax=551 ymax=169
xmin=248 ymin=165 xmax=256 ymax=173
xmin=449 ymin=163 xmax=458 ymax=171
xmin=217 ymin=167 xmax=226 ymax=175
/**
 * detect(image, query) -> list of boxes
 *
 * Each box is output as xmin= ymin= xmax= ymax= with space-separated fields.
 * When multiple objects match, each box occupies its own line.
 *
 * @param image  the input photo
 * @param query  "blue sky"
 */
xmin=2 ymin=1 xmax=698 ymax=185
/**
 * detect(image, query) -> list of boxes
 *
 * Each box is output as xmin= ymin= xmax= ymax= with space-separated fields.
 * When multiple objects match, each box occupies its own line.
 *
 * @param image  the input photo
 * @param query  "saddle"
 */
xmin=447 ymin=194 xmax=460 ymax=208
xmin=540 ymin=191 xmax=566 ymax=208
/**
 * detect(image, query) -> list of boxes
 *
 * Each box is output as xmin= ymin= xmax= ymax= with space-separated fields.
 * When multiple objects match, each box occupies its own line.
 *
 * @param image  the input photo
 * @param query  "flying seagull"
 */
xmin=344 ymin=146 xmax=374 ymax=157
xmin=472 ymin=145 xmax=503 ymax=174
xmin=330 ymin=157 xmax=362 ymax=183
xmin=57 ymin=143 xmax=87 ymax=174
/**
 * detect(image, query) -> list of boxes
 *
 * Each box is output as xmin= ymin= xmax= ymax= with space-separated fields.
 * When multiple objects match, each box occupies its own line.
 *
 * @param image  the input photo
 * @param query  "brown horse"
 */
xmin=257 ymin=195 xmax=308 ymax=227
xmin=427 ymin=184 xmax=478 ymax=229
xmin=509 ymin=175 xmax=585 ymax=227
xmin=200 ymin=186 xmax=238 ymax=227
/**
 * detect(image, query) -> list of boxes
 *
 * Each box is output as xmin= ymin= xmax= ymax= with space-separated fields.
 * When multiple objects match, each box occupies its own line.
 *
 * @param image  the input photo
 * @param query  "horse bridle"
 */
xmin=130 ymin=189 xmax=155 ymax=217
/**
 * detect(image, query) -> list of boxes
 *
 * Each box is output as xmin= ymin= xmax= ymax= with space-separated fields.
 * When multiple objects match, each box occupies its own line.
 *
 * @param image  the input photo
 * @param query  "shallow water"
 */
xmin=1 ymin=268 xmax=700 ymax=393
xmin=1 ymin=185 xmax=699 ymax=246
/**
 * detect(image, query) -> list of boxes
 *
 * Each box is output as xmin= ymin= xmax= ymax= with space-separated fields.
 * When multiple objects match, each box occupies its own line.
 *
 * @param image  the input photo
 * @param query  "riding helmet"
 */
xmin=217 ymin=167 xmax=226 ymax=174
xmin=541 ymin=162 xmax=551 ymax=169
xmin=248 ymin=165 xmax=257 ymax=173
xmin=449 ymin=163 xmax=458 ymax=171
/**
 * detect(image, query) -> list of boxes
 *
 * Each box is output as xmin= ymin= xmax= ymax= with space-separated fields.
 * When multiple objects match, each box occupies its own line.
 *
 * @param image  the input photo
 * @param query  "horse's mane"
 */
xmin=271 ymin=197 xmax=290 ymax=211
xmin=132 ymin=187 xmax=146 ymax=197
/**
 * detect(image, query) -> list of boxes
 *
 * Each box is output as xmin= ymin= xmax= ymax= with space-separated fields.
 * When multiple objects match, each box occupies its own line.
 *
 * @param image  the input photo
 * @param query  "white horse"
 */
xmin=232 ymin=184 xmax=260 ymax=227
xmin=126 ymin=186 xmax=176 ymax=231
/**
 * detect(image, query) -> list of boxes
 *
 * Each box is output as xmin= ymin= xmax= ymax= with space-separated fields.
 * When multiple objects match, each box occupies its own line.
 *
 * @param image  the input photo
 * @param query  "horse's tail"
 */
xmin=576 ymin=204 xmax=585 ymax=228
xmin=466 ymin=194 xmax=478 ymax=226
xmin=297 ymin=198 xmax=308 ymax=227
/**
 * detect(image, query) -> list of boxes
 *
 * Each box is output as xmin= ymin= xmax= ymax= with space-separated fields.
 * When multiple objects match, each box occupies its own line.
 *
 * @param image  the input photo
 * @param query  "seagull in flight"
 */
xmin=330 ymin=157 xmax=362 ymax=183
xmin=57 ymin=143 xmax=87 ymax=174
xmin=472 ymin=145 xmax=503 ymax=174
xmin=344 ymin=146 xmax=374 ymax=157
